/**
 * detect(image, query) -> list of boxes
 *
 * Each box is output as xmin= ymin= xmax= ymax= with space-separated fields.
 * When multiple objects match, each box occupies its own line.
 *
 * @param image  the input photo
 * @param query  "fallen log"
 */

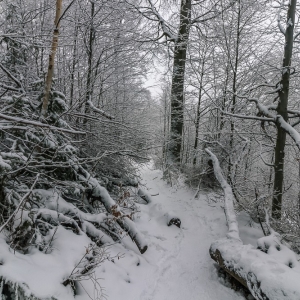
xmin=210 ymin=238 xmax=300 ymax=300
xmin=205 ymin=148 xmax=300 ymax=300
xmin=91 ymin=185 xmax=148 ymax=254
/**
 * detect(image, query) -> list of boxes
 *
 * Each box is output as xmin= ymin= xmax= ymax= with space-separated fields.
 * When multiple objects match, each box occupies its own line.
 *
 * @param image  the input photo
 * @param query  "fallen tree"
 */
xmin=206 ymin=148 xmax=300 ymax=300
xmin=0 ymin=89 xmax=149 ymax=299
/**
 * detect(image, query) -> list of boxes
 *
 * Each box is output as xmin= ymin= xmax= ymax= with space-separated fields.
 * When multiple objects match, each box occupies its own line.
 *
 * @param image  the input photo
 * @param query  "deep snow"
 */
xmin=0 ymin=164 xmax=268 ymax=300
xmin=85 ymin=165 xmax=247 ymax=300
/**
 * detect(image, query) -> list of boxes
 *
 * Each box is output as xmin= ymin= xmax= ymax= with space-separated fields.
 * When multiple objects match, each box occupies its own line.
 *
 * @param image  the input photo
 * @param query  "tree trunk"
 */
xmin=162 ymin=89 xmax=168 ymax=167
xmin=168 ymin=0 xmax=192 ymax=164
xmin=193 ymin=58 xmax=205 ymax=166
xmin=41 ymin=0 xmax=62 ymax=117
xmin=227 ymin=0 xmax=241 ymax=180
xmin=83 ymin=1 xmax=95 ymax=124
xmin=272 ymin=0 xmax=296 ymax=219
xmin=70 ymin=14 xmax=78 ymax=108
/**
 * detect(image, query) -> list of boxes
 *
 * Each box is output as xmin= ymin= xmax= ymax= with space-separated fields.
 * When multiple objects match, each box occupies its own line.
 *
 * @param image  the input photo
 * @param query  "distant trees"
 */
xmin=0 ymin=2 xmax=154 ymax=297
xmin=129 ymin=0 xmax=228 ymax=165
xmin=148 ymin=0 xmax=300 ymax=245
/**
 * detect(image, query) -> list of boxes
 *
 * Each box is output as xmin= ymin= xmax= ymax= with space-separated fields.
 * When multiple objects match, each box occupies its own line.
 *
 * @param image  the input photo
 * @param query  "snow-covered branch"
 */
xmin=0 ymin=174 xmax=39 ymax=233
xmin=147 ymin=0 xmax=177 ymax=42
xmin=0 ymin=113 xmax=85 ymax=134
xmin=276 ymin=115 xmax=300 ymax=149
xmin=206 ymin=150 xmax=300 ymax=299
xmin=277 ymin=4 xmax=286 ymax=36
xmin=87 ymin=100 xmax=115 ymax=120
xmin=0 ymin=63 xmax=24 ymax=92
xmin=246 ymin=98 xmax=300 ymax=150
xmin=221 ymin=110 xmax=274 ymax=122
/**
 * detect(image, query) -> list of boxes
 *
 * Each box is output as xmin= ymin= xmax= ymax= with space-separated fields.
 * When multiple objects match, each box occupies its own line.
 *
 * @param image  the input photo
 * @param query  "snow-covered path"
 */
xmin=91 ymin=165 xmax=245 ymax=300
xmin=135 ymin=165 xmax=244 ymax=300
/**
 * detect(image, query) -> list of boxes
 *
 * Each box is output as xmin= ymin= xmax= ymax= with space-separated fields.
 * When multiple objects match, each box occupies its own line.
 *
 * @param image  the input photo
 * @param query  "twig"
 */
xmin=0 ymin=174 xmax=39 ymax=233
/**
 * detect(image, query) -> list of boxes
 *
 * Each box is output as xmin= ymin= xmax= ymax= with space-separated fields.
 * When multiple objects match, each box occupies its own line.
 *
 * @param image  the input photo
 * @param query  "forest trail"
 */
xmin=88 ymin=163 xmax=248 ymax=300
xmin=130 ymin=164 xmax=245 ymax=300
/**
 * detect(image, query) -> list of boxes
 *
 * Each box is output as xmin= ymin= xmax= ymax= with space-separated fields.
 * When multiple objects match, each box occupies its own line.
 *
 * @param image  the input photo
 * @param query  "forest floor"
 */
xmin=81 ymin=164 xmax=262 ymax=300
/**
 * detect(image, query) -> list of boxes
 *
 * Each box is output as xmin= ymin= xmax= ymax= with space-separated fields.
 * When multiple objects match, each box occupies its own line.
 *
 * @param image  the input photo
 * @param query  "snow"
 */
xmin=0 ymin=113 xmax=84 ymax=134
xmin=0 ymin=226 xmax=90 ymax=300
xmin=77 ymin=164 xmax=245 ymax=300
xmin=237 ymin=212 xmax=264 ymax=246
xmin=206 ymin=148 xmax=241 ymax=241
xmin=0 ymin=155 xmax=11 ymax=172
xmin=2 ymin=163 xmax=299 ymax=300
xmin=211 ymin=237 xmax=300 ymax=300
xmin=277 ymin=114 xmax=300 ymax=149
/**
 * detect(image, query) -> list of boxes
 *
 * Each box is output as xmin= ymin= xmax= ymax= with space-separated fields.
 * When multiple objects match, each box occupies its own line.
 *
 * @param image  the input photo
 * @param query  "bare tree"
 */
xmin=41 ymin=0 xmax=62 ymax=117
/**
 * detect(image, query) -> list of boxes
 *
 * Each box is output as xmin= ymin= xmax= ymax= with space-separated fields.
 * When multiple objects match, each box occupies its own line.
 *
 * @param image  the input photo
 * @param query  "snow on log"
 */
xmin=210 ymin=238 xmax=300 ymax=300
xmin=137 ymin=188 xmax=152 ymax=204
xmin=205 ymin=149 xmax=240 ymax=241
xmin=90 ymin=181 xmax=148 ymax=254
xmin=34 ymin=189 xmax=114 ymax=245
xmin=205 ymin=148 xmax=300 ymax=300
xmin=118 ymin=217 xmax=148 ymax=254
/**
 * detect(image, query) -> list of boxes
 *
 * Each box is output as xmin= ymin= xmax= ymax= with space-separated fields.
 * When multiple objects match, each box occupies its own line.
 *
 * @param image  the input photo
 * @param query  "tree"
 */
xmin=41 ymin=0 xmax=62 ymax=117
xmin=272 ymin=0 xmax=297 ymax=219
xmin=128 ymin=0 xmax=228 ymax=165
xmin=168 ymin=0 xmax=192 ymax=164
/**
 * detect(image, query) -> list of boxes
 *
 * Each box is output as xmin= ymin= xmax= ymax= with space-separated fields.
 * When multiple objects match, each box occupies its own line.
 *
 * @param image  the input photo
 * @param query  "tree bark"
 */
xmin=193 ymin=58 xmax=205 ymax=166
xmin=70 ymin=13 xmax=78 ymax=108
xmin=272 ymin=0 xmax=296 ymax=219
xmin=227 ymin=0 xmax=241 ymax=180
xmin=83 ymin=1 xmax=95 ymax=124
xmin=41 ymin=0 xmax=62 ymax=117
xmin=168 ymin=0 xmax=192 ymax=164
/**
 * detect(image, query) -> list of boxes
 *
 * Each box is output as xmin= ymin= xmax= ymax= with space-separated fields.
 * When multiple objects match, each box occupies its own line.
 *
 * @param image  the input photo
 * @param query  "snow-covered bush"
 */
xmin=0 ymin=87 xmax=148 ymax=299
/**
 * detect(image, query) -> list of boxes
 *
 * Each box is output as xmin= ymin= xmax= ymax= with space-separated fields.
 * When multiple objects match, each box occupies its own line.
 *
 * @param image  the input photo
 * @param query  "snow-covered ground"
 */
xmin=84 ymin=164 xmax=248 ymax=300
xmin=0 ymin=164 xmax=269 ymax=300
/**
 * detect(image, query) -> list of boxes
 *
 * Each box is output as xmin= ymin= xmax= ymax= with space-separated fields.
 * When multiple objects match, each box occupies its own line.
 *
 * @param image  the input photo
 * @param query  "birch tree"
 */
xmin=41 ymin=0 xmax=62 ymax=117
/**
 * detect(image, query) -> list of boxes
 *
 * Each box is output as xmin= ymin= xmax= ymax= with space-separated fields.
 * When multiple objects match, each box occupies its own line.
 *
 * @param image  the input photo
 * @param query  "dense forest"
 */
xmin=0 ymin=0 xmax=300 ymax=299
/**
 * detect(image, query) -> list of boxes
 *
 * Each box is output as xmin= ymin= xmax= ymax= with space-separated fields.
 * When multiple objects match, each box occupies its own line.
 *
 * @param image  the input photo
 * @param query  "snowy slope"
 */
xmin=80 ymin=165 xmax=246 ymax=300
